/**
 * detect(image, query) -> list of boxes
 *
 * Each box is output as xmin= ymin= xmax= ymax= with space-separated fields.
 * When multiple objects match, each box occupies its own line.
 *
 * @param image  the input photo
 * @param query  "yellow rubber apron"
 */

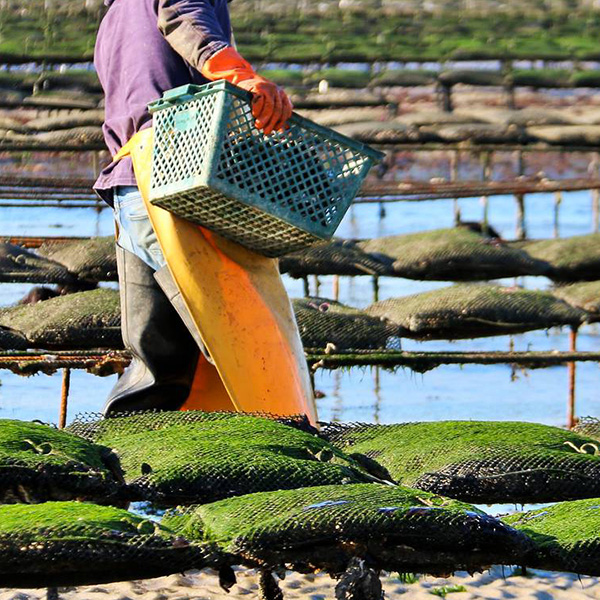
xmin=114 ymin=128 xmax=317 ymax=424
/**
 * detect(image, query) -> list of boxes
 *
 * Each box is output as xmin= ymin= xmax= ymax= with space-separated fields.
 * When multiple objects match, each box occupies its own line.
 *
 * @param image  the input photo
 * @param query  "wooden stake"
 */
xmin=553 ymin=191 xmax=562 ymax=239
xmin=451 ymin=150 xmax=460 ymax=225
xmin=332 ymin=275 xmax=340 ymax=301
xmin=481 ymin=151 xmax=492 ymax=227
xmin=567 ymin=329 xmax=578 ymax=429
xmin=372 ymin=276 xmax=380 ymax=303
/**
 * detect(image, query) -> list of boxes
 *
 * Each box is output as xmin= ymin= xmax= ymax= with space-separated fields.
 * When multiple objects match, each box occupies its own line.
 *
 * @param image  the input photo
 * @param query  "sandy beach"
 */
xmin=2 ymin=567 xmax=600 ymax=600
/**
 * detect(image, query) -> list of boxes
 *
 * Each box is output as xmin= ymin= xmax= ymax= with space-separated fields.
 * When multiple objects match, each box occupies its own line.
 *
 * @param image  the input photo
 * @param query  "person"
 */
xmin=94 ymin=0 xmax=294 ymax=414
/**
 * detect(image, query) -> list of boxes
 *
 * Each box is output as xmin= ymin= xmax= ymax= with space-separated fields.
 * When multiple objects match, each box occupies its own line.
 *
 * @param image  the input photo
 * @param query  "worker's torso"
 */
xmin=94 ymin=0 xmax=232 ymax=199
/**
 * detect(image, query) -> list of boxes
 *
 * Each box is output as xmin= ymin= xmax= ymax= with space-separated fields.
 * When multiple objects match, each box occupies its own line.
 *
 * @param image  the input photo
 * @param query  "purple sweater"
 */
xmin=94 ymin=0 xmax=233 ymax=203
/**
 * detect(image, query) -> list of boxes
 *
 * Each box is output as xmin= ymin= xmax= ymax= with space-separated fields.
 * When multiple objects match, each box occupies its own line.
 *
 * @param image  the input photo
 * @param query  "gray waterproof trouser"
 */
xmin=104 ymin=186 xmax=199 ymax=414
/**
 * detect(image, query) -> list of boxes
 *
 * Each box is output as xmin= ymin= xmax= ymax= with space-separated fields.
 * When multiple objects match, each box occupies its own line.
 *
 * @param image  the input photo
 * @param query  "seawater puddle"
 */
xmin=0 ymin=190 xmax=598 ymax=426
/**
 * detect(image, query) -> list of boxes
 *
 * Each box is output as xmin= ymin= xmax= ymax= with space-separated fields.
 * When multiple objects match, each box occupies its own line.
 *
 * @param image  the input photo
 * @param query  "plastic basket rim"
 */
xmin=148 ymin=80 xmax=386 ymax=163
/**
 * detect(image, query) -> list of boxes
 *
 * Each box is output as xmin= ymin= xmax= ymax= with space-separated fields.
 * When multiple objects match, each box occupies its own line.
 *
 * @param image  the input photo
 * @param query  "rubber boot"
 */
xmin=153 ymin=265 xmax=212 ymax=362
xmin=103 ymin=246 xmax=199 ymax=414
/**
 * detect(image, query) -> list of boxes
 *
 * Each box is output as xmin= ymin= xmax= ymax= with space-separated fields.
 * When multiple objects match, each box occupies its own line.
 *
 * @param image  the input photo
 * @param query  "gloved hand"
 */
xmin=201 ymin=46 xmax=293 ymax=135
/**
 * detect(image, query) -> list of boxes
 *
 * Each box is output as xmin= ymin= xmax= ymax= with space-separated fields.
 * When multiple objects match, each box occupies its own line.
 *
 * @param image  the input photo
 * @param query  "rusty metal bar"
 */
xmin=305 ymin=349 xmax=600 ymax=370
xmin=0 ymin=235 xmax=90 ymax=248
xmin=1 ymin=348 xmax=600 ymax=375
xmin=58 ymin=368 xmax=71 ymax=429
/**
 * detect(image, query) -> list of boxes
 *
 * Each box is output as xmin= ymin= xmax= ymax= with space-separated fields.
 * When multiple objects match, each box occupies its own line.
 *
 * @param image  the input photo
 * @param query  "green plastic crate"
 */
xmin=148 ymin=80 xmax=384 ymax=257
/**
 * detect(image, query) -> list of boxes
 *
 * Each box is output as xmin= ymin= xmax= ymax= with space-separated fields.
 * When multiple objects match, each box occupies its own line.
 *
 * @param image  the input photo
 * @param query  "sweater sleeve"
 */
xmin=157 ymin=0 xmax=231 ymax=70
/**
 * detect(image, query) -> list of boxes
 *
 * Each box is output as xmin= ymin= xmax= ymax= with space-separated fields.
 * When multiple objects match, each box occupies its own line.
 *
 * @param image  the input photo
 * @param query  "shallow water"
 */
xmin=0 ymin=190 xmax=598 ymax=427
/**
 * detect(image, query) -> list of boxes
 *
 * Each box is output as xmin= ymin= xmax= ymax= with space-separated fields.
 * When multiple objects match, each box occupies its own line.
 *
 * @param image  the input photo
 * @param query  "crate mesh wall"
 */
xmin=150 ymin=84 xmax=377 ymax=257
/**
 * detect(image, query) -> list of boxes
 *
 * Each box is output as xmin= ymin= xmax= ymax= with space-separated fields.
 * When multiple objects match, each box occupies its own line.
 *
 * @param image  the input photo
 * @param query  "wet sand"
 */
xmin=2 ymin=567 xmax=599 ymax=600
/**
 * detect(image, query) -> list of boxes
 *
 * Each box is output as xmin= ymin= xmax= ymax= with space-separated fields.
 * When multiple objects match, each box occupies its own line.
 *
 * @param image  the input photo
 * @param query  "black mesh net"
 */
xmin=512 ymin=234 xmax=600 ymax=282
xmin=573 ymin=416 xmax=600 ymax=440
xmin=294 ymin=297 xmax=403 ymax=351
xmin=0 ymin=291 xmax=404 ymax=353
xmin=0 ymin=242 xmax=75 ymax=285
xmin=0 ymin=288 xmax=122 ymax=349
xmin=0 ymin=327 xmax=28 ymax=350
xmin=280 ymin=239 xmax=394 ymax=277
xmin=552 ymin=281 xmax=600 ymax=322
xmin=66 ymin=411 xmax=377 ymax=506
xmin=163 ymin=483 xmax=532 ymax=576
xmin=38 ymin=236 xmax=118 ymax=282
xmin=366 ymin=284 xmax=586 ymax=340
xmin=358 ymin=228 xmax=551 ymax=281
xmin=0 ymin=419 xmax=121 ymax=504
xmin=320 ymin=421 xmax=600 ymax=504
xmin=503 ymin=498 xmax=600 ymax=577
xmin=0 ymin=501 xmax=219 ymax=588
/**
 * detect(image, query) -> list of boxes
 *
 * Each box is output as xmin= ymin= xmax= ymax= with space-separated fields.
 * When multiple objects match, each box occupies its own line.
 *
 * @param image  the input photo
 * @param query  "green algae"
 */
xmin=514 ymin=234 xmax=600 ymax=282
xmin=0 ymin=288 xmax=121 ymax=349
xmin=163 ymin=483 xmax=530 ymax=575
xmin=165 ymin=483 xmax=480 ymax=549
xmin=552 ymin=281 xmax=600 ymax=319
xmin=0 ymin=501 xmax=159 ymax=539
xmin=0 ymin=501 xmax=219 ymax=588
xmin=0 ymin=419 xmax=118 ymax=503
xmin=0 ymin=419 xmax=107 ymax=471
xmin=322 ymin=421 xmax=600 ymax=504
xmin=77 ymin=412 xmax=376 ymax=505
xmin=366 ymin=284 xmax=585 ymax=340
xmin=503 ymin=498 xmax=600 ymax=576
xmin=358 ymin=228 xmax=551 ymax=281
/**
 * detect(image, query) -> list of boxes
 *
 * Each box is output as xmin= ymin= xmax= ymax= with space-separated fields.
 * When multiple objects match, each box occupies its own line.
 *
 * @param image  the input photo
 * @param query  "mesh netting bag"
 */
xmin=25 ymin=110 xmax=105 ymax=132
xmin=573 ymin=416 xmax=600 ymax=440
xmin=503 ymin=498 xmax=600 ymax=576
xmin=320 ymin=421 xmax=600 ymax=504
xmin=420 ymin=124 xmax=521 ymax=144
xmin=293 ymin=297 xmax=403 ymax=351
xmin=163 ymin=483 xmax=532 ymax=576
xmin=334 ymin=121 xmax=413 ymax=144
xmin=0 ymin=326 xmax=28 ymax=350
xmin=0 ymin=242 xmax=75 ymax=284
xmin=366 ymin=284 xmax=586 ymax=339
xmin=0 ymin=288 xmax=122 ymax=349
xmin=513 ymin=234 xmax=600 ymax=282
xmin=67 ymin=411 xmax=376 ymax=505
xmin=0 ymin=501 xmax=219 ymax=587
xmin=358 ymin=228 xmax=551 ymax=281
xmin=0 ymin=419 xmax=121 ymax=504
xmin=38 ymin=236 xmax=117 ymax=282
xmin=280 ymin=239 xmax=394 ymax=277
xmin=552 ymin=281 xmax=600 ymax=321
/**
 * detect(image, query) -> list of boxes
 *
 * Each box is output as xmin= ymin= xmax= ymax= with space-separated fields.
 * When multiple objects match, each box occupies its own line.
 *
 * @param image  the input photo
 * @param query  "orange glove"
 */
xmin=201 ymin=47 xmax=293 ymax=135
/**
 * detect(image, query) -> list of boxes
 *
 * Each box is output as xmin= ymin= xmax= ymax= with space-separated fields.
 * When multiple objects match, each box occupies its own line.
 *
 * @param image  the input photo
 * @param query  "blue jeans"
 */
xmin=113 ymin=186 xmax=166 ymax=271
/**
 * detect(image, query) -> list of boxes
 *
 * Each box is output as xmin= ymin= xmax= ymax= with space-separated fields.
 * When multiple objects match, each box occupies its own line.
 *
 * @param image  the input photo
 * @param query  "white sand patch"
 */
xmin=1 ymin=566 xmax=599 ymax=600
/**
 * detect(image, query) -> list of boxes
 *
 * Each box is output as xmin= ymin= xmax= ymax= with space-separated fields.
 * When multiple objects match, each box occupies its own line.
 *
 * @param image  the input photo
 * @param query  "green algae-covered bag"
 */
xmin=163 ymin=483 xmax=531 ymax=576
xmin=512 ymin=233 xmax=600 ymax=282
xmin=0 ymin=419 xmax=121 ymax=503
xmin=38 ymin=236 xmax=117 ymax=282
xmin=68 ymin=411 xmax=377 ymax=506
xmin=293 ymin=297 xmax=403 ymax=351
xmin=0 ymin=242 xmax=75 ymax=285
xmin=0 ymin=501 xmax=219 ymax=587
xmin=280 ymin=239 xmax=394 ymax=277
xmin=553 ymin=281 xmax=600 ymax=321
xmin=366 ymin=284 xmax=586 ymax=339
xmin=503 ymin=498 xmax=600 ymax=576
xmin=358 ymin=228 xmax=550 ymax=281
xmin=321 ymin=421 xmax=600 ymax=504
xmin=0 ymin=288 xmax=122 ymax=349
